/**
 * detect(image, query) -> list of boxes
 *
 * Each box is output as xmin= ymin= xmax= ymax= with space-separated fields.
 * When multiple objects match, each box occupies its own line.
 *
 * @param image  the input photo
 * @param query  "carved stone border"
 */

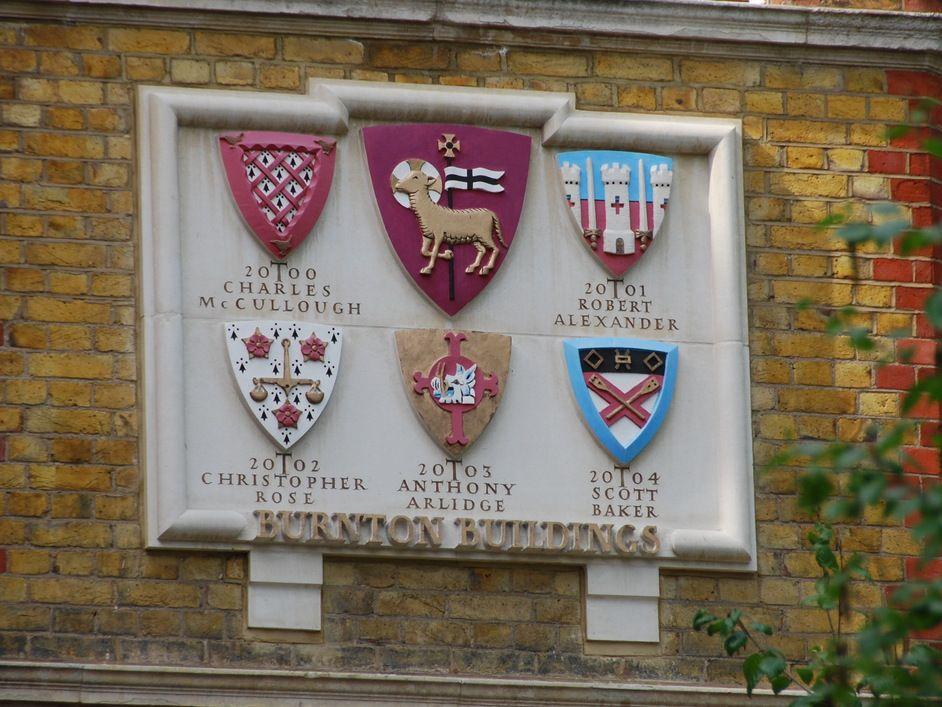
xmin=139 ymin=80 xmax=753 ymax=644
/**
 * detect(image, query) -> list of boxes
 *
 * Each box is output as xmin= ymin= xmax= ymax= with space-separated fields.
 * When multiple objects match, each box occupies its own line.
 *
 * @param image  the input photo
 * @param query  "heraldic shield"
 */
xmin=556 ymin=151 xmax=673 ymax=278
xmin=219 ymin=131 xmax=336 ymax=260
xmin=564 ymin=338 xmax=677 ymax=464
xmin=395 ymin=329 xmax=511 ymax=460
xmin=225 ymin=321 xmax=342 ymax=450
xmin=363 ymin=124 xmax=531 ymax=316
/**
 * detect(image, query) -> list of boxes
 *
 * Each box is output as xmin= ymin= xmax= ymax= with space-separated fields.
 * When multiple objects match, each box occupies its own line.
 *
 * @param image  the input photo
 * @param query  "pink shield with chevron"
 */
xmin=219 ymin=131 xmax=336 ymax=260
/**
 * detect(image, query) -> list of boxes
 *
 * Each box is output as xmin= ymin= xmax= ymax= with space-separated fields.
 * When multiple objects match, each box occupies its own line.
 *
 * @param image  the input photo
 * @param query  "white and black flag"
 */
xmin=444 ymin=166 xmax=505 ymax=193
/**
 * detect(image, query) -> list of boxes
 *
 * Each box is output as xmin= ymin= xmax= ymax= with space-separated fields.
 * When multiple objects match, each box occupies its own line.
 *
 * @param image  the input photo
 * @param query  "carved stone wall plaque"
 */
xmin=139 ymin=80 xmax=754 ymax=646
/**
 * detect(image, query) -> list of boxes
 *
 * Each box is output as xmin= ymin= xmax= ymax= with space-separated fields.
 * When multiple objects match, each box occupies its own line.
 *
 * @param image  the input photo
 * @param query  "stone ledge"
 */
xmin=0 ymin=660 xmax=800 ymax=705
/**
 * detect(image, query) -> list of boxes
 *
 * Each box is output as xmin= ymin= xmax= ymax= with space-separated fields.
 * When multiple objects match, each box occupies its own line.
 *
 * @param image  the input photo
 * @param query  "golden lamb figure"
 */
xmin=392 ymin=159 xmax=506 ymax=276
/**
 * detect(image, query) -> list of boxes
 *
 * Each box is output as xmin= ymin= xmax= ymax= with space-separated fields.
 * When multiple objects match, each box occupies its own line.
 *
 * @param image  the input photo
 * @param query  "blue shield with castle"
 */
xmin=556 ymin=151 xmax=673 ymax=277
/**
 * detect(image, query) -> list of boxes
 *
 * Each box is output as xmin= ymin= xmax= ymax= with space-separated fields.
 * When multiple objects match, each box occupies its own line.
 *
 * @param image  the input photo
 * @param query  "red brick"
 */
xmin=931 ymin=181 xmax=942 ymax=206
xmin=905 ymin=557 xmax=942 ymax=581
xmin=876 ymin=364 xmax=915 ymax=390
xmin=903 ymin=0 xmax=942 ymax=12
xmin=921 ymin=421 xmax=941 ymax=447
xmin=913 ymin=261 xmax=935 ymax=284
xmin=897 ymin=286 xmax=933 ymax=310
xmin=928 ymin=155 xmax=942 ymax=181
xmin=891 ymin=178 xmax=931 ymax=203
xmin=893 ymin=240 xmax=935 ymax=258
xmin=867 ymin=151 xmax=907 ymax=175
xmin=912 ymin=207 xmax=935 ymax=228
xmin=890 ymin=128 xmax=933 ymax=151
xmin=873 ymin=258 xmax=912 ymax=282
xmin=913 ymin=99 xmax=942 ymax=127
xmin=907 ymin=396 xmax=941 ymax=420
xmin=898 ymin=338 xmax=937 ymax=365
xmin=886 ymin=70 xmax=942 ymax=97
xmin=903 ymin=446 xmax=941 ymax=475
xmin=915 ymin=314 xmax=937 ymax=338
xmin=909 ymin=153 xmax=930 ymax=177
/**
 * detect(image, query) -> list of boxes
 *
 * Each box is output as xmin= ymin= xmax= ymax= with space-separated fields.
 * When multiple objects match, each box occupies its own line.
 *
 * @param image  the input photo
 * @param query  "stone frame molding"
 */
xmin=138 ymin=79 xmax=753 ymax=645
xmin=9 ymin=0 xmax=942 ymax=71
xmin=0 ymin=660 xmax=799 ymax=705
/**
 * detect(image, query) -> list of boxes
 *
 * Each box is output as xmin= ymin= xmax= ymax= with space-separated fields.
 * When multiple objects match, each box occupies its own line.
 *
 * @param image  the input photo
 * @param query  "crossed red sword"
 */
xmin=586 ymin=373 xmax=662 ymax=428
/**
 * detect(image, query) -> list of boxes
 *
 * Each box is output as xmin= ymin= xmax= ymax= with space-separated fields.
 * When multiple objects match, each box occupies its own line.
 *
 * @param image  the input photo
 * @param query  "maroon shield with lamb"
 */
xmin=219 ymin=131 xmax=336 ymax=260
xmin=363 ymin=124 xmax=531 ymax=316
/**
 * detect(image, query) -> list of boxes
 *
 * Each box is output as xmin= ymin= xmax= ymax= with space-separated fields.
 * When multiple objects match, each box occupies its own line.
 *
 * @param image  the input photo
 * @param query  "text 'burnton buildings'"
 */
xmin=0 ymin=0 xmax=939 ymax=704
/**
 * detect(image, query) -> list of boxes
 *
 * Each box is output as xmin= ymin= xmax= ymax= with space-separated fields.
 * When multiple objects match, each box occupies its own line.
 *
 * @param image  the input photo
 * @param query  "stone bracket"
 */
xmin=248 ymin=547 xmax=323 ymax=632
xmin=585 ymin=561 xmax=660 ymax=643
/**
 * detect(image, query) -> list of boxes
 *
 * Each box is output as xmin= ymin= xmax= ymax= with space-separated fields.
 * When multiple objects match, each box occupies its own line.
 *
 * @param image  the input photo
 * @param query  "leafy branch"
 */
xmin=693 ymin=112 xmax=942 ymax=705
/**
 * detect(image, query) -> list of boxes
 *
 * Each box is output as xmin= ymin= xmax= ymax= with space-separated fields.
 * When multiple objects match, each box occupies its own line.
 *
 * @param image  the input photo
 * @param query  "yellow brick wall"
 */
xmin=0 ymin=19 xmax=938 ymax=681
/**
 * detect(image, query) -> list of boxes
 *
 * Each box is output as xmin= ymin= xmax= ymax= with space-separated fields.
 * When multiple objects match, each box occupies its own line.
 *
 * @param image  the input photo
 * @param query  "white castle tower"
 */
xmin=600 ymin=162 xmax=633 ymax=255
xmin=650 ymin=163 xmax=673 ymax=235
xmin=558 ymin=161 xmax=583 ymax=229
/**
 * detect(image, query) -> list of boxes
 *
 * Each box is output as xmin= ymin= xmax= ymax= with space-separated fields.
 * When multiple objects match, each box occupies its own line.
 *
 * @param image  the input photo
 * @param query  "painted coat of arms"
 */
xmin=219 ymin=131 xmax=336 ymax=260
xmin=225 ymin=320 xmax=342 ymax=449
xmin=556 ymin=151 xmax=673 ymax=278
xmin=564 ymin=338 xmax=677 ymax=464
xmin=363 ymin=124 xmax=531 ymax=316
xmin=395 ymin=329 xmax=511 ymax=459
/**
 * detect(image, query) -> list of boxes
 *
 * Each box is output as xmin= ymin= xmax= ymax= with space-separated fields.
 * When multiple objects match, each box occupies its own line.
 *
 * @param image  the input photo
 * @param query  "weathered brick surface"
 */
xmin=0 ymin=11 xmax=938 ymax=685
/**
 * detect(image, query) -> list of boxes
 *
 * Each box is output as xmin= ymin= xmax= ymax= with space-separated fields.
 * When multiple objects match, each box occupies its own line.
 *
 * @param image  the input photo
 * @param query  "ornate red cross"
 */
xmin=413 ymin=332 xmax=499 ymax=446
xmin=610 ymin=195 xmax=624 ymax=214
xmin=586 ymin=373 xmax=661 ymax=428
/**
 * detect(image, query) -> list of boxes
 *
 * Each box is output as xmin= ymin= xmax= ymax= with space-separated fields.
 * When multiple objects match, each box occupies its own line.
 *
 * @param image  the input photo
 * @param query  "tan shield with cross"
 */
xmin=395 ymin=329 xmax=511 ymax=460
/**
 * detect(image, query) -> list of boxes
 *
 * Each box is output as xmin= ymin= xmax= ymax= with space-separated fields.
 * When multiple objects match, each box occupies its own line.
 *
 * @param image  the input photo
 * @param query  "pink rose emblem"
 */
xmin=243 ymin=328 xmax=273 ymax=358
xmin=301 ymin=334 xmax=327 ymax=362
xmin=273 ymin=401 xmax=301 ymax=428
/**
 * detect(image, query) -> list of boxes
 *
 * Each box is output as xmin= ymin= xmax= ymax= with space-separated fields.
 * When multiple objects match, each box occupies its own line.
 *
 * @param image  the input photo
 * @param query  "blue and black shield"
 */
xmin=564 ymin=338 xmax=678 ymax=464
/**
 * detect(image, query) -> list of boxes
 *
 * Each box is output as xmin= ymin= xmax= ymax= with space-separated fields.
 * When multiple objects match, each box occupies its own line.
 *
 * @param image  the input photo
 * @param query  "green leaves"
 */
xmin=690 ymin=125 xmax=942 ymax=705
xmin=692 ymin=609 xmax=715 ymax=631
xmin=742 ymin=650 xmax=791 ymax=696
xmin=751 ymin=622 xmax=773 ymax=635
xmin=725 ymin=631 xmax=748 ymax=656
xmin=692 ymin=609 xmax=749 ymax=655
xmin=693 ymin=611 xmax=792 ymax=696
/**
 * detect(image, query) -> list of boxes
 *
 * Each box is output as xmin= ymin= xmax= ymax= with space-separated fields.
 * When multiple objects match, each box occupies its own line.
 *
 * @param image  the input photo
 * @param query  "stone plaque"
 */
xmin=139 ymin=80 xmax=753 ymax=644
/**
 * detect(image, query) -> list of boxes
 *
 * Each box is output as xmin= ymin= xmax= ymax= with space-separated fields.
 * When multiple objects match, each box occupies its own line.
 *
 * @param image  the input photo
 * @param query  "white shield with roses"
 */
xmin=224 ymin=320 xmax=342 ymax=449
